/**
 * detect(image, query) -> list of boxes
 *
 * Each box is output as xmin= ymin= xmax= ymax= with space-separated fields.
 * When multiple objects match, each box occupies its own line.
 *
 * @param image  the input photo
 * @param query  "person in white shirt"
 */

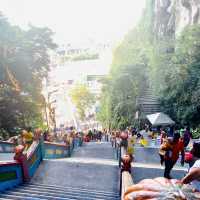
xmin=181 ymin=142 xmax=200 ymax=191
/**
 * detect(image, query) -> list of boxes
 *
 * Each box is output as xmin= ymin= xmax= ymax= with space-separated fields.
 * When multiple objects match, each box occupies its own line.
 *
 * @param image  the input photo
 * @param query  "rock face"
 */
xmin=153 ymin=0 xmax=200 ymax=38
xmin=176 ymin=0 xmax=200 ymax=33
xmin=153 ymin=0 xmax=175 ymax=39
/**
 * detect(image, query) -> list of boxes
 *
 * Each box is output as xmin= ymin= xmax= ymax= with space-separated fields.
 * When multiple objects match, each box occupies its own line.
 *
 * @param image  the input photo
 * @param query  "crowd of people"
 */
xmin=6 ymin=127 xmax=83 ymax=152
xmin=43 ymin=129 xmax=82 ymax=146
xmin=156 ymin=126 xmax=200 ymax=191
xmin=107 ymin=125 xmax=200 ymax=192
xmin=86 ymin=129 xmax=104 ymax=141
xmin=7 ymin=127 xmax=35 ymax=151
xmin=7 ymin=127 xmax=108 ymax=152
xmin=4 ymin=124 xmax=200 ymax=191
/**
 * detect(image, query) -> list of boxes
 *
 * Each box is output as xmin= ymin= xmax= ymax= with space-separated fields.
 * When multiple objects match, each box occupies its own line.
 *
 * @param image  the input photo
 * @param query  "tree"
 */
xmin=158 ymin=25 xmax=200 ymax=127
xmin=0 ymin=13 xmax=57 ymax=136
xmin=70 ymin=84 xmax=95 ymax=121
xmin=98 ymin=1 xmax=200 ymax=130
xmin=98 ymin=3 xmax=153 ymax=130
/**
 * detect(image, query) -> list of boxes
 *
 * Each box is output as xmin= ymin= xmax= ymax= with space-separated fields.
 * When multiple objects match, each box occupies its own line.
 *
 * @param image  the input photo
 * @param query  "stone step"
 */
xmin=4 ymin=189 xmax=118 ymax=200
xmin=4 ymin=191 xmax=77 ymax=200
xmin=0 ymin=193 xmax=46 ymax=200
xmin=0 ymin=142 xmax=120 ymax=200
xmin=132 ymin=162 xmax=187 ymax=171
xmin=14 ymin=186 xmax=118 ymax=200
xmin=27 ymin=183 xmax=118 ymax=196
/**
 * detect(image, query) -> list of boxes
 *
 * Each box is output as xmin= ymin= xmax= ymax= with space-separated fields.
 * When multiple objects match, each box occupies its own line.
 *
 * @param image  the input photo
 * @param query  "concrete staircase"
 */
xmin=0 ymin=183 xmax=119 ymax=200
xmin=0 ymin=142 xmax=120 ymax=200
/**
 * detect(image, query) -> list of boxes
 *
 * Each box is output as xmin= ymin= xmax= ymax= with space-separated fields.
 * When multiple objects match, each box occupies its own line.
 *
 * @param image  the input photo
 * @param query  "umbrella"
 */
xmin=146 ymin=112 xmax=175 ymax=126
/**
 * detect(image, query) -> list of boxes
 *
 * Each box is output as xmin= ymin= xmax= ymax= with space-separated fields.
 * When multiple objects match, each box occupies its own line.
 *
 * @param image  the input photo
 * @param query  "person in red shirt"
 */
xmin=163 ymin=132 xmax=184 ymax=179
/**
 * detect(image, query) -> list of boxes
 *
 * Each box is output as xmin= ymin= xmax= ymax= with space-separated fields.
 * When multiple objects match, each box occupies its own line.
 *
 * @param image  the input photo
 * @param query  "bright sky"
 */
xmin=0 ymin=0 xmax=146 ymax=45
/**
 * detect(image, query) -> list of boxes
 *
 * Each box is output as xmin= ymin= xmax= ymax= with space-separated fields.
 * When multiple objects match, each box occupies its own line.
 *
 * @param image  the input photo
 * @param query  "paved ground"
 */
xmin=132 ymin=146 xmax=187 ymax=183
xmin=0 ymin=153 xmax=14 ymax=161
xmin=33 ymin=142 xmax=188 ymax=186
xmin=72 ymin=142 xmax=116 ymax=160
xmin=32 ymin=142 xmax=119 ymax=193
xmin=134 ymin=146 xmax=186 ymax=167
xmin=112 ymin=139 xmax=187 ymax=183
xmin=132 ymin=163 xmax=187 ymax=183
xmin=55 ymin=157 xmax=118 ymax=165
xmin=134 ymin=147 xmax=160 ymax=164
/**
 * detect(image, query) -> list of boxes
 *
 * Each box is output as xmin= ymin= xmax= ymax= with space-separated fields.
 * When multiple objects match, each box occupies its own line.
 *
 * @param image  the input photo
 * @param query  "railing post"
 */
xmin=14 ymin=145 xmax=30 ymax=182
xmin=116 ymin=145 xmax=119 ymax=160
xmin=119 ymin=166 xmax=122 ymax=197
xmin=79 ymin=137 xmax=83 ymax=146
xmin=68 ymin=144 xmax=71 ymax=157
xmin=68 ymin=137 xmax=74 ymax=157
xmin=72 ymin=138 xmax=75 ymax=149
xmin=119 ymin=144 xmax=121 ymax=168
xmin=40 ymin=136 xmax=45 ymax=160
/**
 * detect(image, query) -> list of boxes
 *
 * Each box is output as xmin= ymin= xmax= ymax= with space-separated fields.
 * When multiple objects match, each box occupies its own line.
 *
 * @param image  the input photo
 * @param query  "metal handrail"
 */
xmin=121 ymin=171 xmax=133 ymax=200
xmin=118 ymin=141 xmax=134 ymax=200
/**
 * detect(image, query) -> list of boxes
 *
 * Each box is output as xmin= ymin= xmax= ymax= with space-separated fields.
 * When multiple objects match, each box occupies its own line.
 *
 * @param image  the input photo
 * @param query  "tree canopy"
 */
xmin=98 ymin=1 xmax=200 ymax=130
xmin=158 ymin=25 xmax=200 ymax=127
xmin=97 ymin=2 xmax=153 ymax=130
xmin=70 ymin=84 xmax=95 ymax=121
xmin=0 ymin=13 xmax=57 ymax=138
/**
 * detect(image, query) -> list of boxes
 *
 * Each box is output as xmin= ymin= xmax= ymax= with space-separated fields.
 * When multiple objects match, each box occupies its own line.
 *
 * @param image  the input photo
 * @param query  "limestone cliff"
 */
xmin=153 ymin=0 xmax=200 ymax=38
xmin=176 ymin=0 xmax=200 ymax=33
xmin=153 ymin=0 xmax=175 ymax=39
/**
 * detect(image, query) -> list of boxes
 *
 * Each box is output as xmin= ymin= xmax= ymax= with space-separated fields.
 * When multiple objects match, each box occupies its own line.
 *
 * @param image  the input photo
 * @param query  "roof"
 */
xmin=147 ymin=112 xmax=175 ymax=126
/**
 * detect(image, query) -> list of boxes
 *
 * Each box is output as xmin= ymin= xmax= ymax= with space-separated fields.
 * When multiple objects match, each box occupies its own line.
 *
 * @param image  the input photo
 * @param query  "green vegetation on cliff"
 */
xmin=97 ymin=1 xmax=153 ymax=130
xmin=98 ymin=1 xmax=200 ymax=129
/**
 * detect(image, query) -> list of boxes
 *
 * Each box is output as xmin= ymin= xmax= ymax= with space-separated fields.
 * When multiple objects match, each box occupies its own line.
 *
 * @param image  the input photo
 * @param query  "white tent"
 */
xmin=146 ymin=112 xmax=175 ymax=126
